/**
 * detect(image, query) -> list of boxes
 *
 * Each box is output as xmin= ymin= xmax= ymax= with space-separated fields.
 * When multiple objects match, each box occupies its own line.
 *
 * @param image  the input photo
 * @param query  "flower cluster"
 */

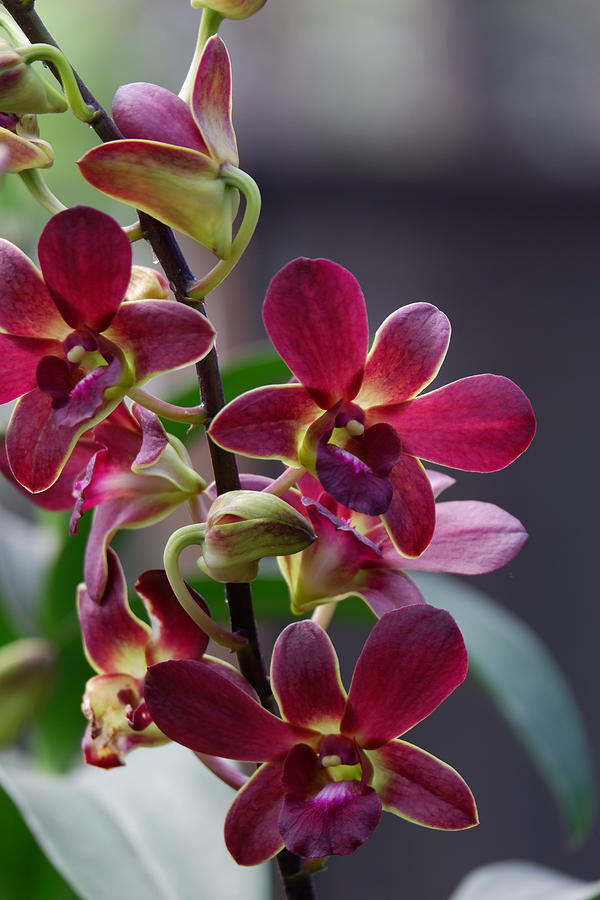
xmin=0 ymin=0 xmax=537 ymax=882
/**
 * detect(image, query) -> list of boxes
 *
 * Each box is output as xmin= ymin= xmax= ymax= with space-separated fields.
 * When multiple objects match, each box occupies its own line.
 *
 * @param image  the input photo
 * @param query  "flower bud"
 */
xmin=0 ymin=38 xmax=67 ymax=115
xmin=190 ymin=0 xmax=267 ymax=20
xmin=198 ymin=490 xmax=315 ymax=582
xmin=0 ymin=112 xmax=54 ymax=172
xmin=0 ymin=638 xmax=55 ymax=745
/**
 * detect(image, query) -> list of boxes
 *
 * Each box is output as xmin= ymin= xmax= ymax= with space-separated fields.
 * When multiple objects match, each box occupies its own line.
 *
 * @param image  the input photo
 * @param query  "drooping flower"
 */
xmin=78 ymin=551 xmax=210 ymax=768
xmin=0 ymin=113 xmax=54 ymax=172
xmin=72 ymin=402 xmax=207 ymax=602
xmin=145 ymin=605 xmax=477 ymax=864
xmin=279 ymin=472 xmax=527 ymax=616
xmin=0 ymin=205 xmax=215 ymax=493
xmin=209 ymin=258 xmax=536 ymax=557
xmin=78 ymin=36 xmax=239 ymax=257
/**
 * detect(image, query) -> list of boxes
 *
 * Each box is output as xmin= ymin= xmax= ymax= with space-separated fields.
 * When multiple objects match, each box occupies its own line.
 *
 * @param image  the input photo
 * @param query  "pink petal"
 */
xmin=105 ymin=299 xmax=215 ymax=382
xmin=77 ymin=549 xmax=149 ymax=676
xmin=0 ymin=240 xmax=67 ymax=339
xmin=6 ymin=390 xmax=109 ymax=493
xmin=144 ymin=659 xmax=316 ymax=760
xmin=316 ymin=441 xmax=393 ymax=516
xmin=113 ymin=82 xmax=209 ymax=153
xmin=50 ymin=356 xmax=125 ymax=429
xmin=78 ymin=142 xmax=234 ymax=258
xmin=271 ymin=621 xmax=347 ymax=731
xmin=191 ymin=36 xmax=238 ymax=166
xmin=37 ymin=207 xmax=132 ymax=333
xmin=224 ymin=762 xmax=285 ymax=866
xmin=209 ymin=384 xmax=320 ymax=464
xmin=0 ymin=433 xmax=96 ymax=511
xmin=83 ymin=492 xmax=185 ymax=602
xmin=280 ymin=755 xmax=381 ymax=858
xmin=340 ymin=606 xmax=468 ymax=748
xmin=263 ymin=258 xmax=369 ymax=409
xmin=426 ymin=469 xmax=456 ymax=498
xmin=400 ymin=500 xmax=528 ymax=574
xmin=0 ymin=336 xmax=61 ymax=402
xmin=380 ymin=375 xmax=536 ymax=471
xmin=381 ymin=455 xmax=436 ymax=558
xmin=0 ymin=128 xmax=54 ymax=173
xmin=130 ymin=404 xmax=168 ymax=466
xmin=354 ymin=568 xmax=426 ymax=617
xmin=370 ymin=739 xmax=478 ymax=829
xmin=358 ymin=303 xmax=450 ymax=406
xmin=135 ymin=569 xmax=209 ymax=664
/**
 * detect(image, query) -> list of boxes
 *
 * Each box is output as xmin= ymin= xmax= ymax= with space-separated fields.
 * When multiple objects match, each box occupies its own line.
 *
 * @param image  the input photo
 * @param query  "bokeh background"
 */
xmin=1 ymin=1 xmax=599 ymax=898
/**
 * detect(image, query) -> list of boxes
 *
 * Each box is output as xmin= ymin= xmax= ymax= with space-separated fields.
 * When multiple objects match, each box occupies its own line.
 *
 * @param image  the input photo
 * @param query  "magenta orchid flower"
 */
xmin=78 ymin=37 xmax=239 ymax=257
xmin=70 ymin=402 xmax=207 ymax=603
xmin=279 ymin=472 xmax=527 ymax=616
xmin=145 ymin=605 xmax=477 ymax=864
xmin=0 ymin=205 xmax=215 ymax=494
xmin=209 ymin=257 xmax=536 ymax=558
xmin=78 ymin=550 xmax=210 ymax=768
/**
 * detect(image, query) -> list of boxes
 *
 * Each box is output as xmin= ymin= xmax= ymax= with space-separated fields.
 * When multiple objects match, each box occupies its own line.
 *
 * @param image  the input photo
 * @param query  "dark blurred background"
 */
xmin=1 ymin=1 xmax=599 ymax=897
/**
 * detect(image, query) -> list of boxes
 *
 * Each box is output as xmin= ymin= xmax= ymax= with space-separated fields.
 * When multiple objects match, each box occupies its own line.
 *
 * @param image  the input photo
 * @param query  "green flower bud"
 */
xmin=0 ymin=38 xmax=67 ymax=115
xmin=190 ymin=0 xmax=266 ymax=20
xmin=198 ymin=490 xmax=315 ymax=582
xmin=0 ymin=638 xmax=55 ymax=745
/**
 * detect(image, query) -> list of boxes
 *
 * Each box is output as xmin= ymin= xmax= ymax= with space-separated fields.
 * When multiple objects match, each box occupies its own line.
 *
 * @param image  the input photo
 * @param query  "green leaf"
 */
xmin=0 ymin=744 xmax=269 ymax=900
xmin=164 ymin=347 xmax=290 ymax=443
xmin=448 ymin=861 xmax=600 ymax=900
xmin=412 ymin=573 xmax=596 ymax=842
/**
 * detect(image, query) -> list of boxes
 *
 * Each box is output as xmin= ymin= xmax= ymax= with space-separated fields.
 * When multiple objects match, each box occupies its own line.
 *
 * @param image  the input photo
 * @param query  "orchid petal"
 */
xmin=280 ymin=777 xmax=381 ymax=859
xmin=192 ymin=36 xmax=238 ymax=166
xmin=78 ymin=141 xmax=235 ymax=258
xmin=354 ymin=568 xmax=426 ymax=618
xmin=83 ymin=492 xmax=186 ymax=602
xmin=135 ymin=569 xmax=209 ymax=665
xmin=426 ymin=469 xmax=456 ymax=498
xmin=399 ymin=500 xmax=527 ymax=574
xmin=0 ymin=127 xmax=54 ymax=173
xmin=124 ymin=265 xmax=170 ymax=302
xmin=341 ymin=606 xmax=468 ymax=748
xmin=263 ymin=258 xmax=369 ymax=409
xmin=37 ymin=207 xmax=132 ymax=333
xmin=379 ymin=375 xmax=536 ymax=471
xmin=130 ymin=404 xmax=168 ymax=466
xmin=6 ymin=389 xmax=119 ymax=493
xmin=370 ymin=739 xmax=478 ymax=829
xmin=105 ymin=299 xmax=215 ymax=382
xmin=144 ymin=659 xmax=316 ymax=760
xmin=271 ymin=621 xmax=347 ymax=732
xmin=358 ymin=303 xmax=450 ymax=406
xmin=224 ymin=762 xmax=285 ymax=866
xmin=113 ymin=82 xmax=209 ymax=154
xmin=77 ymin=549 xmax=149 ymax=677
xmin=209 ymin=384 xmax=320 ymax=465
xmin=0 ymin=336 xmax=61 ymax=402
xmin=380 ymin=455 xmax=436 ymax=558
xmin=0 ymin=240 xmax=66 ymax=339
xmin=51 ymin=356 xmax=125 ymax=429
xmin=316 ymin=441 xmax=393 ymax=515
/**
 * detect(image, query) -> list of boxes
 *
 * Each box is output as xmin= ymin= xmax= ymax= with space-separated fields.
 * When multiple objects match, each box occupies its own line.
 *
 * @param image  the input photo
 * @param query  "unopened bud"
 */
xmin=190 ymin=0 xmax=267 ymax=20
xmin=0 ymin=38 xmax=67 ymax=115
xmin=0 ymin=638 xmax=54 ymax=745
xmin=198 ymin=490 xmax=315 ymax=582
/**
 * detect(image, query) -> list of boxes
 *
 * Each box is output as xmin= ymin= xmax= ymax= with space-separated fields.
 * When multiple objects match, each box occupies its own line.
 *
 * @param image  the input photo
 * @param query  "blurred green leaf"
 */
xmin=32 ymin=516 xmax=93 ymax=771
xmin=413 ymin=573 xmax=596 ymax=842
xmin=448 ymin=861 xmax=600 ymax=900
xmin=0 ymin=786 xmax=78 ymax=900
xmin=0 ymin=744 xmax=269 ymax=900
xmin=0 ymin=639 xmax=55 ymax=746
xmin=164 ymin=347 xmax=290 ymax=443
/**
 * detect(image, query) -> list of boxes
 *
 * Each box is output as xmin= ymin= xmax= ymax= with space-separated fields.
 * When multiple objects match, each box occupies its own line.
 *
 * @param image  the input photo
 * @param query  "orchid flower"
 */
xmin=145 ymin=605 xmax=477 ymax=863
xmin=78 ymin=37 xmax=241 ymax=258
xmin=0 ymin=205 xmax=215 ymax=493
xmin=78 ymin=551 xmax=210 ymax=768
xmin=70 ymin=402 xmax=207 ymax=603
xmin=279 ymin=472 xmax=527 ymax=616
xmin=209 ymin=257 xmax=536 ymax=557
